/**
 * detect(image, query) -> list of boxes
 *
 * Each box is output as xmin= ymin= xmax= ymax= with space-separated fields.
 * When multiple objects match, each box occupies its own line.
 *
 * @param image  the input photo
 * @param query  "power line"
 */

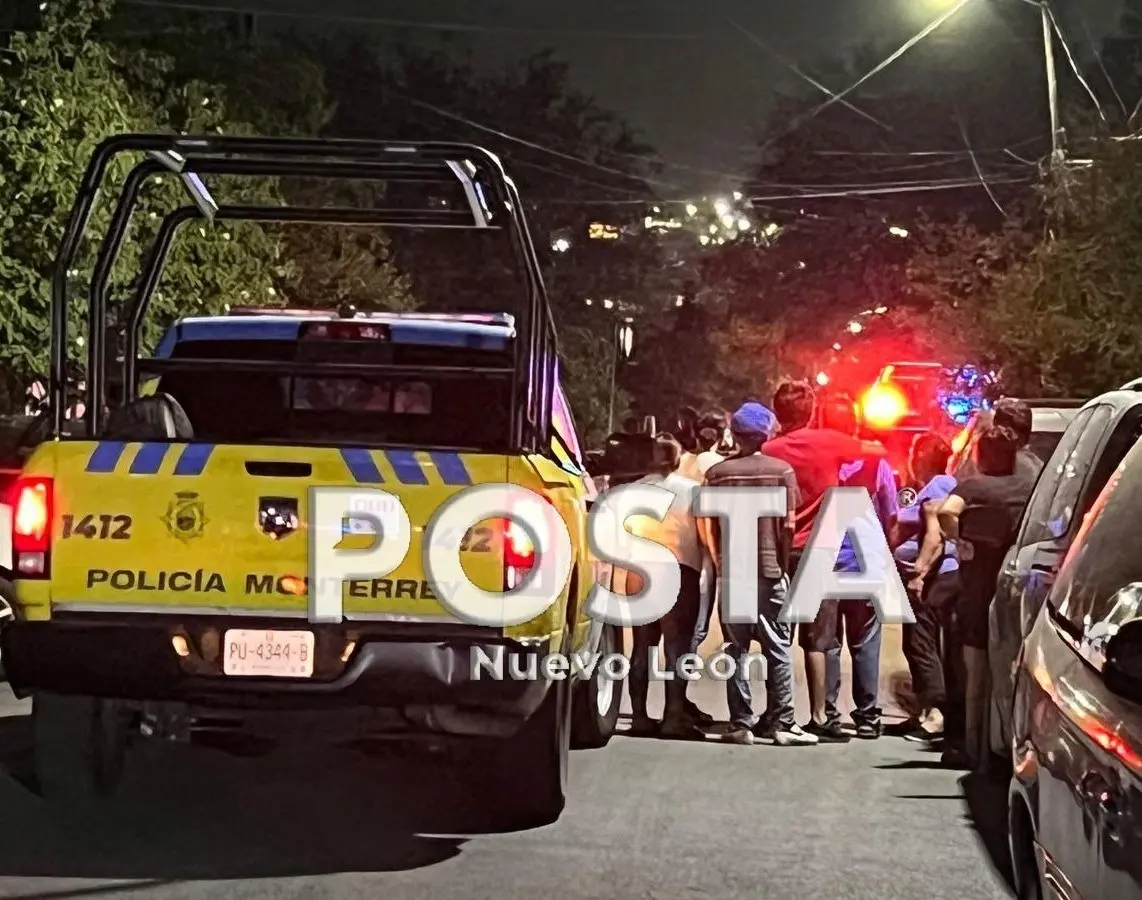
xmin=809 ymin=136 xmax=1045 ymax=158
xmin=759 ymin=0 xmax=973 ymax=155
xmin=958 ymin=116 xmax=1007 ymax=217
xmin=544 ymin=176 xmax=1033 ymax=204
xmin=748 ymin=177 xmax=1031 ymax=202
xmin=726 ymin=18 xmax=891 ymax=133
xmin=388 ymin=91 xmax=684 ymax=190
xmin=116 ymin=0 xmax=718 ymax=40
xmin=1045 ymin=5 xmax=1106 ymax=123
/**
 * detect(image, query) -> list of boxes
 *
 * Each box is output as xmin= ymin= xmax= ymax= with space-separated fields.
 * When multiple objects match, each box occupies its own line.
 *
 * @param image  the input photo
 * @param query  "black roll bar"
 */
xmin=50 ymin=133 xmax=555 ymax=452
xmin=85 ymin=152 xmax=507 ymax=434
xmin=118 ymin=204 xmax=495 ymax=395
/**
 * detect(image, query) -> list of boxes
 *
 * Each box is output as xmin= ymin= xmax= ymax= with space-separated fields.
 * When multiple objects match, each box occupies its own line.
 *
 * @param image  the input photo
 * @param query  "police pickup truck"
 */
xmin=0 ymin=134 xmax=619 ymax=829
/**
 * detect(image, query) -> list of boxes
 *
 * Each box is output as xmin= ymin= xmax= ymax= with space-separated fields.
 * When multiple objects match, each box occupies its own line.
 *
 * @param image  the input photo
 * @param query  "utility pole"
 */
xmin=1040 ymin=0 xmax=1063 ymax=166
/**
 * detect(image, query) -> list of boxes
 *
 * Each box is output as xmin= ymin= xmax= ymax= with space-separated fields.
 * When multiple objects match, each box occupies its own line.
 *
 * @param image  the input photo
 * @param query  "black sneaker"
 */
xmin=903 ymin=725 xmax=944 ymax=744
xmin=855 ymin=721 xmax=882 ymax=740
xmin=941 ymin=746 xmax=973 ymax=770
xmin=885 ymin=716 xmax=922 ymax=737
xmin=627 ymin=716 xmax=660 ymax=737
xmin=659 ymin=716 xmax=705 ymax=740
xmin=805 ymin=720 xmax=851 ymax=743
xmin=722 ymin=726 xmax=755 ymax=745
xmin=683 ymin=699 xmax=715 ymax=726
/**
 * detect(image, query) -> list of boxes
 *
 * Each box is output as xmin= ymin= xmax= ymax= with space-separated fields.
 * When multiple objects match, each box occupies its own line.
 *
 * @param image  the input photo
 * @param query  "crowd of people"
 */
xmin=611 ymin=381 xmax=1040 ymax=769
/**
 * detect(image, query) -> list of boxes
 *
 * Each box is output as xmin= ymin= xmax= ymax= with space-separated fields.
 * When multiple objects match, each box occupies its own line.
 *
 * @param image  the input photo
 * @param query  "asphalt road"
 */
xmin=0 ymin=626 xmax=1014 ymax=900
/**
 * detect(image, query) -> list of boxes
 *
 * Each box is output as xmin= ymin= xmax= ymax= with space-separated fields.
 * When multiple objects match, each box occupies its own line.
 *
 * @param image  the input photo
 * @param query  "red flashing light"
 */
xmin=301 ymin=322 xmax=389 ymax=341
xmin=8 ymin=475 xmax=52 ymax=577
xmin=860 ymin=384 xmax=908 ymax=430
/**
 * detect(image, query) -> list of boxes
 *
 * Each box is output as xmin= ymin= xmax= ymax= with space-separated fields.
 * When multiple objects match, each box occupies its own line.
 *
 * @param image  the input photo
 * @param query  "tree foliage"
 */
xmin=0 ymin=0 xmax=283 ymax=409
xmin=110 ymin=12 xmax=415 ymax=314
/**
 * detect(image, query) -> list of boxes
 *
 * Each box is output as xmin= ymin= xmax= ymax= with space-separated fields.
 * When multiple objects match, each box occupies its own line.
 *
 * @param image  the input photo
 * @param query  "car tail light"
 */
xmin=859 ymin=384 xmax=908 ymax=430
xmin=300 ymin=322 xmax=389 ymax=341
xmin=8 ymin=476 xmax=52 ymax=577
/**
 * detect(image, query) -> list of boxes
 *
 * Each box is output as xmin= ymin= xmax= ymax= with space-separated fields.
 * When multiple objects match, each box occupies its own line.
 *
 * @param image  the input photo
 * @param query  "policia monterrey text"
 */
xmin=86 ymin=569 xmax=438 ymax=600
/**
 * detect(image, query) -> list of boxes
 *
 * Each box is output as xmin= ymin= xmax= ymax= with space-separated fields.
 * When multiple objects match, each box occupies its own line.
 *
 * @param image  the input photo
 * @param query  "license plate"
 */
xmin=222 ymin=629 xmax=315 ymax=678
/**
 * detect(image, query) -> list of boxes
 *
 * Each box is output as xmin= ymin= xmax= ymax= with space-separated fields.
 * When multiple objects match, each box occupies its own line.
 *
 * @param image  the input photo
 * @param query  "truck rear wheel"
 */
xmin=571 ymin=623 xmax=621 ymax=749
xmin=476 ymin=670 xmax=571 ymax=830
xmin=34 ymin=693 xmax=129 ymax=803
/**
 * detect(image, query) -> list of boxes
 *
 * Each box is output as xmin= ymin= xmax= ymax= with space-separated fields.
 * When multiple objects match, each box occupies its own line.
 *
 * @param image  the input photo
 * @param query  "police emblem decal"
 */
xmin=163 ymin=491 xmax=208 ymax=540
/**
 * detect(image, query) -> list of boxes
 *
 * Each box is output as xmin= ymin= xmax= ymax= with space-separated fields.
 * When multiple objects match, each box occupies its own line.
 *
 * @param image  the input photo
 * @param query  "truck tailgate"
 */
xmin=37 ymin=440 xmax=506 ymax=619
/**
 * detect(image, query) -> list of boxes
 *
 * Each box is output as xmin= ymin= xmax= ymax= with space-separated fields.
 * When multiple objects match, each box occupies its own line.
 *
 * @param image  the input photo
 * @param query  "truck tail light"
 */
xmin=8 ymin=476 xmax=52 ymax=577
xmin=503 ymin=517 xmax=537 ymax=590
xmin=504 ymin=519 xmax=536 ymax=570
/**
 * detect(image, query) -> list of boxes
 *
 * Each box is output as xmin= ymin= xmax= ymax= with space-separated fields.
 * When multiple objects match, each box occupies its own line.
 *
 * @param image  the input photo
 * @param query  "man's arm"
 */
xmin=937 ymin=494 xmax=966 ymax=540
xmin=782 ymin=465 xmax=801 ymax=535
xmin=874 ymin=457 xmax=898 ymax=533
xmin=914 ymin=501 xmax=945 ymax=580
xmin=698 ymin=515 xmax=720 ymax=572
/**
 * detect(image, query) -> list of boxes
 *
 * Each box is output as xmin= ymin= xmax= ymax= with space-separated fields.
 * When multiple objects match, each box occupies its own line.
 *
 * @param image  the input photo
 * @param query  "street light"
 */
xmin=618 ymin=322 xmax=634 ymax=359
xmin=608 ymin=319 xmax=635 ymax=434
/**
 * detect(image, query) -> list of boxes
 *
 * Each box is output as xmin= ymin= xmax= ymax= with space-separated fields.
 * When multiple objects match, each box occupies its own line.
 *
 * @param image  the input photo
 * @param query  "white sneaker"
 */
xmin=771 ymin=724 xmax=819 ymax=746
xmin=722 ymin=727 xmax=755 ymax=745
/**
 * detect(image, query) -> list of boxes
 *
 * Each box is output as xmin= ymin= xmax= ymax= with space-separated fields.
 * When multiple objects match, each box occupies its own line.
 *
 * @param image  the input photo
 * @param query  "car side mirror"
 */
xmin=959 ymin=505 xmax=1019 ymax=549
xmin=1104 ymin=618 xmax=1142 ymax=705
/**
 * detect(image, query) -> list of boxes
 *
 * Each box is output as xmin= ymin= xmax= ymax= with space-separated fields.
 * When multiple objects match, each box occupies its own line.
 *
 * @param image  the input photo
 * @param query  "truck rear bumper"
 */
xmin=1 ymin=616 xmax=551 ymax=733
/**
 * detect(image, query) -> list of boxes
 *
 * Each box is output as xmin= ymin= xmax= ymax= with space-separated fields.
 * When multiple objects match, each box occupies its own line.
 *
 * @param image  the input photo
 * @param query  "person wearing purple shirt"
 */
xmin=894 ymin=433 xmax=957 ymax=742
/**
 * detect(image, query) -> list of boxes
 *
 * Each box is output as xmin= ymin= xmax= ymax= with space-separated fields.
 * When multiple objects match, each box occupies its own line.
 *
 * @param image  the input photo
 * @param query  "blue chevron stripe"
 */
xmin=129 ymin=442 xmax=170 ymax=475
xmin=86 ymin=442 xmax=127 ymax=473
xmin=341 ymin=448 xmax=383 ymax=484
xmin=429 ymin=451 xmax=472 ymax=485
xmin=173 ymin=444 xmax=214 ymax=476
xmin=385 ymin=450 xmax=428 ymax=485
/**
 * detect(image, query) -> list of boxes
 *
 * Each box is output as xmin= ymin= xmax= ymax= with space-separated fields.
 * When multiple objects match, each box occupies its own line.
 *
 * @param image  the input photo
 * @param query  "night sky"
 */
xmin=141 ymin=0 xmax=1126 ymax=190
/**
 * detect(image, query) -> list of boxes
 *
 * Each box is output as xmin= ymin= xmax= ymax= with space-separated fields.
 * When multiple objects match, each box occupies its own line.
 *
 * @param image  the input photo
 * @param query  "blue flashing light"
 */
xmin=942 ymin=396 xmax=974 ymax=423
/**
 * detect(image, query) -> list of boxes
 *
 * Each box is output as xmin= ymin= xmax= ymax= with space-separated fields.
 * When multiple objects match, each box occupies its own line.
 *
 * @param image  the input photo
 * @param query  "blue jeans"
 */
xmin=691 ymin=554 xmax=717 ymax=654
xmin=722 ymin=577 xmax=796 ymax=730
xmin=825 ymin=599 xmax=883 ymax=726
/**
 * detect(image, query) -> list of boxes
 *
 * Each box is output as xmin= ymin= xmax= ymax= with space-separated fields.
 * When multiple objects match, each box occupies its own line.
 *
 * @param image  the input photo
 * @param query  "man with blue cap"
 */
xmin=700 ymin=402 xmax=818 ymax=746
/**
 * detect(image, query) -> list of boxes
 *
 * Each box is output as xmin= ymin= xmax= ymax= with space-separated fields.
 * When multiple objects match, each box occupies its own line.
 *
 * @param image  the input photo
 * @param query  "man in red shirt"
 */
xmin=765 ymin=381 xmax=880 ymax=742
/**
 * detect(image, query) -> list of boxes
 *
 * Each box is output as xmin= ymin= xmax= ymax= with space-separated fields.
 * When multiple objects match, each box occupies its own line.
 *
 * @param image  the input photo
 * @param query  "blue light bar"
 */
xmin=152 ymin=313 xmax=514 ymax=357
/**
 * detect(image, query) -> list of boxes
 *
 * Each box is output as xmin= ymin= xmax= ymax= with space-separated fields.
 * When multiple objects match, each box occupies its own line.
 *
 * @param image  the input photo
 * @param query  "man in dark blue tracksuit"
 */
xmin=820 ymin=396 xmax=898 ymax=739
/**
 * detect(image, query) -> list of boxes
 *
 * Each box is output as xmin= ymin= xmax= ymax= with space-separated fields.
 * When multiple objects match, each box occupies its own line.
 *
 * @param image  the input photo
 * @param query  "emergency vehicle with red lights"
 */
xmin=846 ymin=361 xmax=994 ymax=483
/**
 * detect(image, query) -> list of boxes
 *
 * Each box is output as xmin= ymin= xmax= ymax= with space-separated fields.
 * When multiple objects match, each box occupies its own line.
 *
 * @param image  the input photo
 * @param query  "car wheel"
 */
xmin=34 ymin=693 xmax=130 ymax=803
xmin=1010 ymin=801 xmax=1043 ymax=900
xmin=571 ymin=623 xmax=621 ymax=749
xmin=475 ymin=664 xmax=571 ymax=830
xmin=0 ymin=580 xmax=14 ymax=681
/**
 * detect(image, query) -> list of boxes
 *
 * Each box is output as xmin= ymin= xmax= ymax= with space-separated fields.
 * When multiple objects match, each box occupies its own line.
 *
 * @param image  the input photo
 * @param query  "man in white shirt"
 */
xmin=677 ymin=412 xmax=725 ymax=482
xmin=625 ymin=434 xmax=706 ymax=738
xmin=675 ymin=412 xmax=725 ymax=661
